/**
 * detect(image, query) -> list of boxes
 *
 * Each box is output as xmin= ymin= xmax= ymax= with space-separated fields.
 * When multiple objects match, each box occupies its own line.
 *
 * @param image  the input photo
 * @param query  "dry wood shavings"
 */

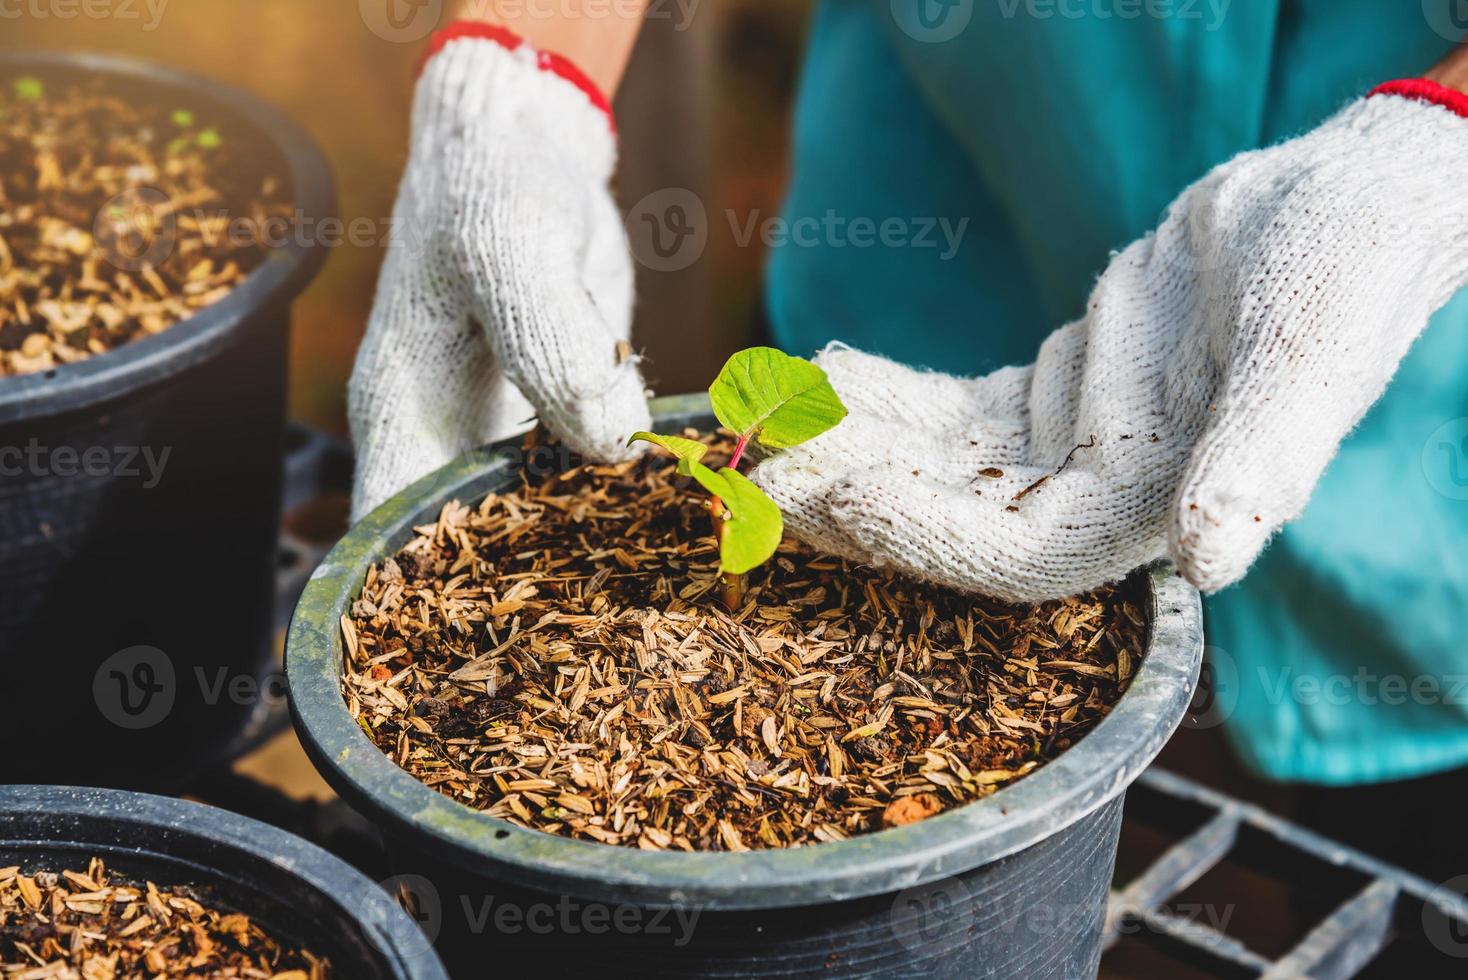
xmin=342 ymin=432 xmax=1147 ymax=852
xmin=0 ymin=79 xmax=290 ymax=376
xmin=0 ymin=858 xmax=329 ymax=978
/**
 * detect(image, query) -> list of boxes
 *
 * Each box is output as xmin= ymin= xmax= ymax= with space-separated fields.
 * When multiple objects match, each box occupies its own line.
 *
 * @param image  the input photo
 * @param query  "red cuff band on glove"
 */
xmin=1369 ymin=78 xmax=1468 ymax=120
xmin=418 ymin=20 xmax=615 ymax=130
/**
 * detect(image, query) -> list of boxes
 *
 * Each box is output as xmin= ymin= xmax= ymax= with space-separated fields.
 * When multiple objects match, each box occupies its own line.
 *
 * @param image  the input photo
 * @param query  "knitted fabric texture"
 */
xmin=348 ymin=30 xmax=647 ymax=520
xmin=754 ymin=90 xmax=1468 ymax=602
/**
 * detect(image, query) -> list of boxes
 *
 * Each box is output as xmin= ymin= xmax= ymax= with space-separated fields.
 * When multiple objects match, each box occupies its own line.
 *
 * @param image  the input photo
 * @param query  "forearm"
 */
xmin=1424 ymin=44 xmax=1468 ymax=94
xmin=448 ymin=0 xmax=648 ymax=96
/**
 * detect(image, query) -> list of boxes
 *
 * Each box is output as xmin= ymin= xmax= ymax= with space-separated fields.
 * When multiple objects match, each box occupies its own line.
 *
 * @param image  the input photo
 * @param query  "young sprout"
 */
xmin=630 ymin=347 xmax=847 ymax=610
xmin=13 ymin=77 xmax=44 ymax=102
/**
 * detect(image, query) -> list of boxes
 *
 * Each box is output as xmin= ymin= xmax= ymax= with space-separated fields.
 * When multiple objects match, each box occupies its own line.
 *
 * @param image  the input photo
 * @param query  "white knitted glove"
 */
xmin=754 ymin=81 xmax=1468 ymax=602
xmin=348 ymin=24 xmax=649 ymax=520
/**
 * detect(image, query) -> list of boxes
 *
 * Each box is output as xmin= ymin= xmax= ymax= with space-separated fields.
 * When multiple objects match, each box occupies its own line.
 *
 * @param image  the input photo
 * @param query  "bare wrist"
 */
xmin=1424 ymin=45 xmax=1468 ymax=95
xmin=444 ymin=0 xmax=646 ymax=96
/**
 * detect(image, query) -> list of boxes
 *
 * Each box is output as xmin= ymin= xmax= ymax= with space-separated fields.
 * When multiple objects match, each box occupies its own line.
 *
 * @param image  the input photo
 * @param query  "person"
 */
xmin=349 ymin=2 xmax=1468 ymax=875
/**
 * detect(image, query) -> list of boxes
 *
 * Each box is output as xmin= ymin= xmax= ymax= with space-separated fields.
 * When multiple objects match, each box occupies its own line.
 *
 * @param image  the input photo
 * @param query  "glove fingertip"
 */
xmin=748 ymin=453 xmax=833 ymax=521
xmin=1168 ymin=484 xmax=1273 ymax=593
xmin=544 ymin=364 xmax=652 ymax=463
xmin=760 ymin=462 xmax=878 ymax=566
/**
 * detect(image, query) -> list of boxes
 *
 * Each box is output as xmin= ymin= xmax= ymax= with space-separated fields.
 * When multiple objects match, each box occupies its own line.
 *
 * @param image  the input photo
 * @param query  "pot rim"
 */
xmin=0 ymin=50 xmax=335 ymax=424
xmin=0 ymin=784 xmax=447 ymax=979
xmin=286 ymin=394 xmax=1203 ymax=910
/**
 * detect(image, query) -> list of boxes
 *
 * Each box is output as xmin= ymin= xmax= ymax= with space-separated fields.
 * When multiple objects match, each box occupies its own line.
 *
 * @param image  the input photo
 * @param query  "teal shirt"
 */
xmin=769 ymin=0 xmax=1468 ymax=784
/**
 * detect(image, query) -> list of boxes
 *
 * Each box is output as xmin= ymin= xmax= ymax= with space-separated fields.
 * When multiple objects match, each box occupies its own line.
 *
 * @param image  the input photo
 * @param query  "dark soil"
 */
xmin=0 ymin=75 xmax=290 ymax=376
xmin=0 ymin=857 xmax=328 ymax=977
xmin=341 ymin=433 xmax=1148 ymax=851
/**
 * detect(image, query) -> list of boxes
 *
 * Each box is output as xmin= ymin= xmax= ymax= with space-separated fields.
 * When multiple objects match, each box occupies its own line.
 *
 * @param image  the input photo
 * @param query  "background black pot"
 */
xmin=0 ymin=785 xmax=448 ymax=978
xmin=287 ymin=395 xmax=1204 ymax=979
xmin=0 ymin=52 xmax=333 ymax=789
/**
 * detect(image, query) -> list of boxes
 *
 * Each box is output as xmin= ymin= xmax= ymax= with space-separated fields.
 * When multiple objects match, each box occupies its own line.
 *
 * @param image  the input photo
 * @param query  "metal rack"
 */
xmin=1106 ymin=768 xmax=1468 ymax=977
xmin=206 ymin=424 xmax=1468 ymax=979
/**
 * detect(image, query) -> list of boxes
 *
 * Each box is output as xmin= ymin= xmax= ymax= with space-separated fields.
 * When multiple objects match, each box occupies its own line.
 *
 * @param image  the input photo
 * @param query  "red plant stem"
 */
xmin=727 ymin=432 xmax=751 ymax=471
xmin=708 ymin=434 xmax=751 ymax=530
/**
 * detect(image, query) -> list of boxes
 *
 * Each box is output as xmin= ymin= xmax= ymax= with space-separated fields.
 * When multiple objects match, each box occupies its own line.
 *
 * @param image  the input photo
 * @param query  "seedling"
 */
xmin=13 ymin=77 xmax=44 ymax=101
xmin=630 ymin=347 xmax=847 ymax=609
xmin=165 ymin=113 xmax=222 ymax=157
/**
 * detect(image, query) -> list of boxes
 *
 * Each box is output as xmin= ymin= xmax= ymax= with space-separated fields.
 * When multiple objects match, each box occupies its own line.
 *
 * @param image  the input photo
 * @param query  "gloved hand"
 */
xmin=348 ymin=23 xmax=649 ymax=521
xmin=754 ymin=81 xmax=1468 ymax=602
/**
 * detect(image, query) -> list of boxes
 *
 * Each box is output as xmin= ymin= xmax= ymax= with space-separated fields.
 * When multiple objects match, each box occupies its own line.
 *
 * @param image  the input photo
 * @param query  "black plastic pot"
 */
xmin=287 ymin=396 xmax=1204 ymax=978
xmin=0 ymin=52 xmax=333 ymax=788
xmin=0 ymin=785 xmax=448 ymax=978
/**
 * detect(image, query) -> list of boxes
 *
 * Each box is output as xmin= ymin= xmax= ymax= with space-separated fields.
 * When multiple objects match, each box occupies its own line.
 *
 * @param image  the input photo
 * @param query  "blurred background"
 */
xmin=1 ymin=0 xmax=811 ymax=433
xmin=11 ymin=7 xmax=1466 ymax=977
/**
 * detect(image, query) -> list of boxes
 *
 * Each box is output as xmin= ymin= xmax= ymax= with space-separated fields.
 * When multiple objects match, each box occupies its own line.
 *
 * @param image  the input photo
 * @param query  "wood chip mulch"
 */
xmin=0 ymin=78 xmax=290 ymax=376
xmin=342 ymin=433 xmax=1148 ymax=852
xmin=0 ymin=858 xmax=328 ymax=979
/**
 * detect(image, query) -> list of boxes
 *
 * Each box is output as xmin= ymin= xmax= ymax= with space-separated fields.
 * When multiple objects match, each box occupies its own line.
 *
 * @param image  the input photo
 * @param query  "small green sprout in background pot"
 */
xmin=630 ymin=347 xmax=847 ymax=610
xmin=165 ymin=109 xmax=223 ymax=156
xmin=13 ymin=77 xmax=44 ymax=101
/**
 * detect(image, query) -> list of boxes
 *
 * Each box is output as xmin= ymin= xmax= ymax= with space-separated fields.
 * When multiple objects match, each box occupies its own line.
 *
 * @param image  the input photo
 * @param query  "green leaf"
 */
xmin=685 ymin=459 xmax=732 ymax=501
xmin=171 ymin=108 xmax=195 ymax=128
xmin=629 ymin=431 xmax=730 ymax=498
xmin=631 ymin=432 xmax=783 ymax=574
xmin=628 ymin=431 xmax=708 ymax=476
xmin=13 ymin=77 xmax=43 ymax=101
xmin=710 ymin=468 xmax=783 ymax=575
xmin=196 ymin=127 xmax=222 ymax=149
xmin=709 ymin=347 xmax=847 ymax=449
